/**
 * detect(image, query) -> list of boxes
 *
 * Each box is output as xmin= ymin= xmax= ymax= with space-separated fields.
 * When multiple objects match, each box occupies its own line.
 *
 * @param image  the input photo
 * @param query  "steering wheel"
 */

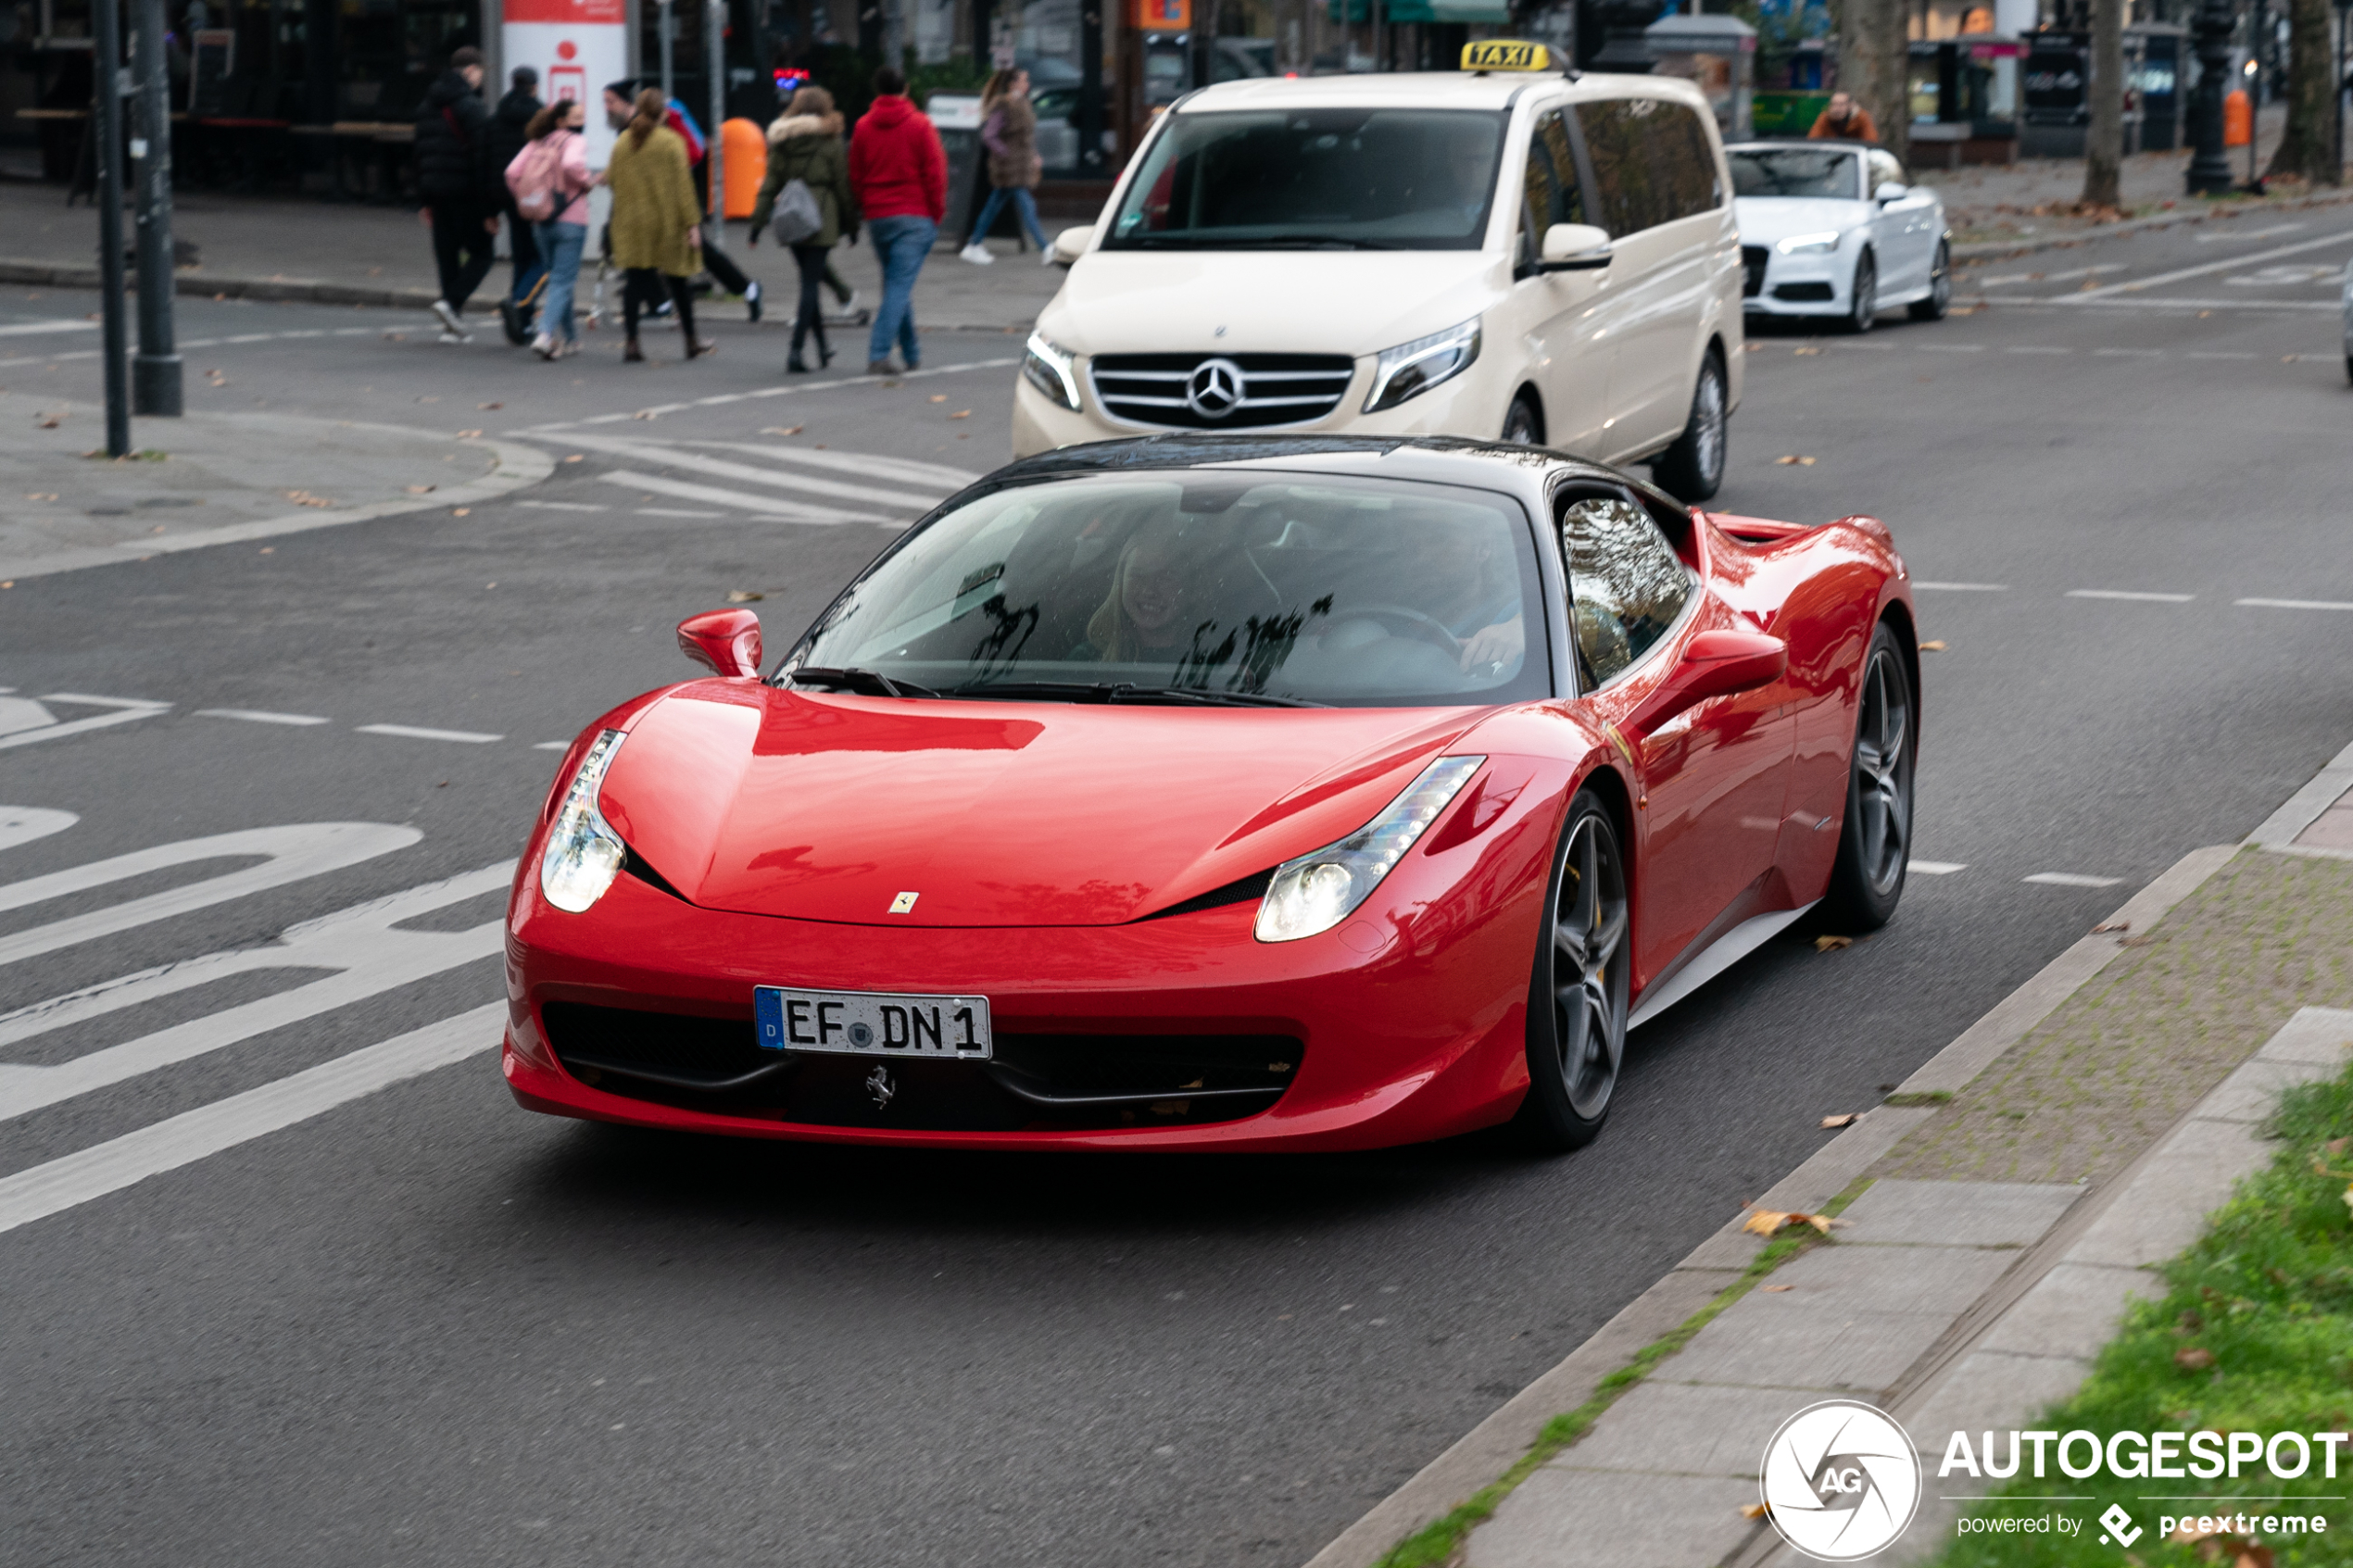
xmin=1332 ymin=603 xmax=1466 ymax=660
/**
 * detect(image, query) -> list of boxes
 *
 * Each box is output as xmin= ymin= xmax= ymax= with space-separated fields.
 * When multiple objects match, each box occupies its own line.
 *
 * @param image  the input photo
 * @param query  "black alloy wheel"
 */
xmin=1516 ymin=790 xmax=1631 ymax=1151
xmin=1822 ymin=621 xmax=1916 ymax=930
xmin=1652 ymin=350 xmax=1728 ymax=503
xmin=1909 ymin=241 xmax=1953 ymax=321
xmin=1501 ymin=393 xmax=1543 ymax=446
xmin=1844 ymin=252 xmax=1878 ymax=334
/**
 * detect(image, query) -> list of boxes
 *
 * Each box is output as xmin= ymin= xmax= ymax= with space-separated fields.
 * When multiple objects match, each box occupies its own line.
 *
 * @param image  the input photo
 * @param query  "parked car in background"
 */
xmin=1728 ymin=140 xmax=1951 ymax=332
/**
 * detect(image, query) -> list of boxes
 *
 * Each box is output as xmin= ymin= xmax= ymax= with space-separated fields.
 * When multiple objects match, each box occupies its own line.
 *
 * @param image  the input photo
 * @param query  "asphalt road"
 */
xmin=4 ymin=210 xmax=2352 ymax=1568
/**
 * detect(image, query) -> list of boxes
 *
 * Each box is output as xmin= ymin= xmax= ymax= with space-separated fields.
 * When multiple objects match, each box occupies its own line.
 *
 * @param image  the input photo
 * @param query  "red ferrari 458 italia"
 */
xmin=502 ymin=435 xmax=1917 ymax=1153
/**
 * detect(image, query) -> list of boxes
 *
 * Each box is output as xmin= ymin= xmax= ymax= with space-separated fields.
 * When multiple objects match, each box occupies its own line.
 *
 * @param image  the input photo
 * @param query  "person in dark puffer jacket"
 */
xmin=488 ymin=66 xmax=545 ymax=321
xmin=413 ymin=45 xmax=499 ymax=343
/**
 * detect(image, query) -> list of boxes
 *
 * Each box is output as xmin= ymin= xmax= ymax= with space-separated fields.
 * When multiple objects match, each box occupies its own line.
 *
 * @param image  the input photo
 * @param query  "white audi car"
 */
xmin=1730 ymin=140 xmax=1951 ymax=332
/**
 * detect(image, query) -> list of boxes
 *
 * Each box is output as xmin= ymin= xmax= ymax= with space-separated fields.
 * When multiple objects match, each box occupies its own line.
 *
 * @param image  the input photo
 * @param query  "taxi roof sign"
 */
xmin=1462 ymin=39 xmax=1554 ymax=71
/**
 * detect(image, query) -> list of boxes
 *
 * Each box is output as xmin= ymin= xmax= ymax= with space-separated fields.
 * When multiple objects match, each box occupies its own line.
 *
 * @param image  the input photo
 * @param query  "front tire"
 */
xmin=1908 ymin=241 xmax=1952 ymax=321
xmin=1843 ymin=252 xmax=1878 ymax=334
xmin=1501 ymin=392 xmax=1543 ymax=446
xmin=1651 ymin=349 xmax=1728 ymax=503
xmin=1516 ymin=791 xmax=1631 ymax=1152
xmin=1821 ymin=622 xmax=1917 ymax=931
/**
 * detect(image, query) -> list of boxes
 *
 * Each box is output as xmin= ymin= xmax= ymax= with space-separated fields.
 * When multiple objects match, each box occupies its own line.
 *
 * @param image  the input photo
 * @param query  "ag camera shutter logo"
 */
xmin=1759 ymin=1400 xmax=1923 ymax=1560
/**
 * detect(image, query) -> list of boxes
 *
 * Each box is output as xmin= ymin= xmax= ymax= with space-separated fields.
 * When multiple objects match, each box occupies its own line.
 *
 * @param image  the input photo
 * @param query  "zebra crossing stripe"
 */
xmin=560 ymin=433 xmax=947 ymax=511
xmin=598 ymin=470 xmax=895 ymax=525
xmin=684 ymin=441 xmax=981 ymax=492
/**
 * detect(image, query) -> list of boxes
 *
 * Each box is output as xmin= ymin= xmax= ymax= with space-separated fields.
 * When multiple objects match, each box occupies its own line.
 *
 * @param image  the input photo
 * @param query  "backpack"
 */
xmin=507 ymin=135 xmax=564 ymax=221
xmin=771 ymin=178 xmax=824 ymax=245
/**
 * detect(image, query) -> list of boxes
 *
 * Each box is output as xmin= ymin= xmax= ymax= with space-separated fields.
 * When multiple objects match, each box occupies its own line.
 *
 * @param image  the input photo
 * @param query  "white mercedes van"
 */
xmin=1013 ymin=45 xmax=1745 ymax=500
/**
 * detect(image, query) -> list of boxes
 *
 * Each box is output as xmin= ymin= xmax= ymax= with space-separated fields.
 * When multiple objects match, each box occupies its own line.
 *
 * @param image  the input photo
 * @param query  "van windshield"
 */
xmin=1102 ymin=108 xmax=1507 ymax=251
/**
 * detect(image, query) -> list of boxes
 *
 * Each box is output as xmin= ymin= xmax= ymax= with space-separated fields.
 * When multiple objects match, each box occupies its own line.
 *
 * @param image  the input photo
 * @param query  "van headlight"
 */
xmin=1364 ymin=317 xmax=1481 ymax=414
xmin=539 ymin=729 xmax=628 ymax=914
xmin=1255 ymin=756 xmax=1484 ymax=942
xmin=1023 ymin=332 xmax=1082 ymax=411
xmin=1775 ymin=231 xmax=1843 ymax=256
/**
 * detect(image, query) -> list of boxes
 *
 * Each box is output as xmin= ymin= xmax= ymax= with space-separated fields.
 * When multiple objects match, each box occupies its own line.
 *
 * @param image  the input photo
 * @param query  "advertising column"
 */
xmin=505 ymin=0 xmax=630 ymax=253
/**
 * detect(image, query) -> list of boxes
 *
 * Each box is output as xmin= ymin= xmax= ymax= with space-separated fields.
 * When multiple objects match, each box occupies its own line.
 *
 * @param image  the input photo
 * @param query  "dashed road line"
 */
xmin=2023 ymin=872 xmax=2124 ymax=888
xmin=1912 ymin=860 xmax=1969 ymax=875
xmin=2187 ymin=350 xmax=2262 ymax=359
xmin=522 ymin=356 xmax=1021 ymax=431
xmin=518 ymin=500 xmax=610 ymax=512
xmin=532 ymin=740 xmax=571 ymax=750
xmin=2092 ymin=347 xmax=2164 ymax=357
xmin=637 ymin=507 xmax=728 ymax=519
xmin=2004 ymin=345 xmax=2071 ymax=355
xmin=1913 ymin=581 xmax=2008 ymax=592
xmin=601 ymin=470 xmax=894 ymax=524
xmin=195 ymin=708 xmax=332 ymax=726
xmin=354 ymin=723 xmax=504 ymax=744
xmin=2237 ymin=596 xmax=2353 ymax=611
xmin=2194 ymin=221 xmax=2306 ymax=242
xmin=0 ymin=693 xmax=170 ymax=751
xmin=2068 ymin=229 xmax=2353 ymax=301
xmin=1915 ymin=344 xmax=1984 ymax=353
xmin=2066 ymin=589 xmax=2194 ymax=603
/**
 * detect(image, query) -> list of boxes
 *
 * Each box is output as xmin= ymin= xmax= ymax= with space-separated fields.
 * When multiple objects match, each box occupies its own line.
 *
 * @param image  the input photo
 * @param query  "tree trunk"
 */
xmin=1838 ymin=0 xmax=1907 ymax=163
xmin=2266 ymin=0 xmax=2342 ymax=182
xmin=2082 ymin=0 xmax=2123 ymax=208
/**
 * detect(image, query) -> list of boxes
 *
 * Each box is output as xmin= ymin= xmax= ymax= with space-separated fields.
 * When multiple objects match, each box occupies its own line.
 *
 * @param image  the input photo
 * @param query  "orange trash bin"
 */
xmin=723 ymin=118 xmax=767 ymax=219
xmin=2223 ymin=89 xmax=2252 ymax=147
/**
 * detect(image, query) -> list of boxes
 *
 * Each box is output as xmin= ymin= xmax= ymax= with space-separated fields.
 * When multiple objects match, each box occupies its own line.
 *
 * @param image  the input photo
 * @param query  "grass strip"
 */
xmin=1917 ymin=1057 xmax=2353 ymax=1566
xmin=1372 ymin=1176 xmax=1875 ymax=1568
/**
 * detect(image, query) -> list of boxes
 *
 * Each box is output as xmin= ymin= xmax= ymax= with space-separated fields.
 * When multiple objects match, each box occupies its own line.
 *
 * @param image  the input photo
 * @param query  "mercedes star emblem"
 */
xmin=1185 ymin=357 xmax=1247 ymax=420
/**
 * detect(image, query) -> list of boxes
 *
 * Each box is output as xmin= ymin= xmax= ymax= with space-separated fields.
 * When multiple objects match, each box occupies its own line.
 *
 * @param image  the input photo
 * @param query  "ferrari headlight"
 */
xmin=1254 ymin=755 xmax=1485 ymax=943
xmin=539 ymin=729 xmax=628 ymax=914
xmin=1023 ymin=332 xmax=1081 ymax=410
xmin=1775 ymin=231 xmax=1843 ymax=256
xmin=1364 ymin=316 xmax=1481 ymax=414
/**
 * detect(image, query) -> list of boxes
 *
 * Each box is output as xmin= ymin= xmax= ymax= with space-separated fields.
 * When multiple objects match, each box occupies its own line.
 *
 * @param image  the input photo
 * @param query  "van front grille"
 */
xmin=1089 ymin=353 xmax=1356 ymax=431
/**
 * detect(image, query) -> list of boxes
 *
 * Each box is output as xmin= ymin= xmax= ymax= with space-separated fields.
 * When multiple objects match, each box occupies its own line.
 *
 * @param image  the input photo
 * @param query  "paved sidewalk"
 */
xmin=1313 ymin=743 xmax=2353 ymax=1568
xmin=0 ymin=408 xmax=551 ymax=583
xmin=0 ymin=182 xmax=1063 ymax=332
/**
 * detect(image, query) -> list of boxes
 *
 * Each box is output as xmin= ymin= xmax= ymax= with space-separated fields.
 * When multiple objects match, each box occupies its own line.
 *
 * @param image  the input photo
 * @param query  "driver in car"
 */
xmin=1411 ymin=514 xmax=1525 ymax=676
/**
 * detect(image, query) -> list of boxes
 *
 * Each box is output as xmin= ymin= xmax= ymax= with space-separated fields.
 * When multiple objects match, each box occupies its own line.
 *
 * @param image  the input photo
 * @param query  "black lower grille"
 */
xmin=541 ymin=1001 xmax=1301 ymax=1132
xmin=1089 ymin=353 xmax=1354 ymax=431
xmin=1772 ymin=281 xmax=1835 ymax=302
xmin=1742 ymin=245 xmax=1767 ymax=298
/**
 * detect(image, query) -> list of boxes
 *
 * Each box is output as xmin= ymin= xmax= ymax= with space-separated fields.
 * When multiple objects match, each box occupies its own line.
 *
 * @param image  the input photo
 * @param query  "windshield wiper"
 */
xmin=942 ymin=680 xmax=1326 ymax=709
xmin=787 ymin=665 xmax=941 ymax=698
xmin=1252 ymin=233 xmax=1401 ymax=250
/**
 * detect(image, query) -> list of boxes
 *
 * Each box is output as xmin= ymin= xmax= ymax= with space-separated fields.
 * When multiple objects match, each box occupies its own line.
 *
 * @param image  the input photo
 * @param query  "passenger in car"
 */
xmin=1082 ymin=525 xmax=1235 ymax=664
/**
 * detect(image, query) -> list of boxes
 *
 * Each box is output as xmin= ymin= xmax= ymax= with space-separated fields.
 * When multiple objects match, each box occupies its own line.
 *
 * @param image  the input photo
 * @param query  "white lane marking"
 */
xmin=0 ymin=807 xmax=76 ymax=854
xmin=2092 ymin=347 xmax=2163 ymax=357
xmin=1910 ymin=860 xmax=1969 ymax=875
xmin=0 ymin=1002 xmax=501 ymax=1239
xmin=2194 ymin=221 xmax=2305 ymax=242
xmin=2224 ymin=264 xmax=2339 ymax=286
xmin=532 ymin=740 xmax=570 ymax=749
xmin=0 ymin=320 xmax=99 ymax=337
xmin=0 ymin=695 xmax=53 ymax=737
xmin=1980 ymin=263 xmax=2128 ymax=286
xmin=0 ymin=693 xmax=170 ymax=751
xmin=2024 ymin=872 xmax=2124 ymax=887
xmin=0 ymin=324 xmax=376 ymax=366
xmin=1913 ymin=581 xmax=2008 ymax=592
xmin=2237 ymin=596 xmax=2353 ymax=611
xmin=2187 ymin=350 xmax=2261 ymax=359
xmin=1914 ymin=344 xmax=1984 ymax=353
xmin=0 ymin=861 xmax=510 ymax=1122
xmin=2074 ymin=296 xmax=2338 ymax=311
xmin=2068 ymin=228 xmax=2353 ymax=300
xmin=637 ymin=507 xmax=727 ymax=518
xmin=355 ymin=723 xmax=504 ymax=744
xmin=684 ymin=442 xmax=983 ymax=492
xmin=517 ymin=356 xmax=1023 ymax=432
xmin=518 ymin=500 xmax=610 ymax=512
xmin=598 ymin=470 xmax=894 ymax=525
xmin=0 ymin=822 xmax=420 ymax=970
xmin=195 ymin=708 xmax=332 ymax=726
xmin=562 ymin=434 xmax=945 ymax=510
xmin=2004 ymin=345 xmax=2071 ymax=354
xmin=2066 ymin=589 xmax=2195 ymax=603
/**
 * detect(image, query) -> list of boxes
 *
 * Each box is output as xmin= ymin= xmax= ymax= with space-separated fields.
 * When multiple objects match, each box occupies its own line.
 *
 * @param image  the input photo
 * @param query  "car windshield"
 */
xmin=1729 ymin=146 xmax=1862 ymax=200
xmin=1102 ymin=108 xmax=1507 ymax=251
xmin=785 ymin=470 xmax=1548 ymax=708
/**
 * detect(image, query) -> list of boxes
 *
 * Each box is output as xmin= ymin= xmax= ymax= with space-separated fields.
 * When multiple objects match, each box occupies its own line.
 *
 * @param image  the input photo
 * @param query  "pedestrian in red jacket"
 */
xmin=848 ymin=69 xmax=948 ymax=374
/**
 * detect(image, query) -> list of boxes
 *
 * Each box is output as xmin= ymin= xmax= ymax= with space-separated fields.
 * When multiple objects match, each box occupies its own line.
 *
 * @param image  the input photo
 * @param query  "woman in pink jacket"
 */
xmin=518 ymin=98 xmax=595 ymax=359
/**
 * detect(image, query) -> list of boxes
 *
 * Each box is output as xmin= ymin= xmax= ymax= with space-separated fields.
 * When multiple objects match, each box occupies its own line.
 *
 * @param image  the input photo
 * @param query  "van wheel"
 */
xmin=1908 ymin=242 xmax=1952 ymax=321
xmin=1501 ymin=394 xmax=1542 ymax=446
xmin=1651 ymin=351 xmax=1727 ymax=503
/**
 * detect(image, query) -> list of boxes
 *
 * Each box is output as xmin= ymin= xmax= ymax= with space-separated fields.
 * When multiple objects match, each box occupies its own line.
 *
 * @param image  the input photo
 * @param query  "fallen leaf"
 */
xmin=634 ymin=409 xmax=659 ymax=420
xmin=2284 ymin=355 xmax=2302 ymax=364
xmin=477 ymin=401 xmax=503 ymax=410
xmin=258 ymin=546 xmax=273 ymax=554
xmin=929 ymin=394 xmax=948 ymax=403
xmin=405 ymin=484 xmax=436 ymax=494
xmin=726 ymin=590 xmax=764 ymax=603
xmin=1820 ymin=1113 xmax=1858 ymax=1129
xmin=283 ymin=490 xmax=334 ymax=508
xmin=23 ymin=491 xmax=54 ymax=500
xmin=1815 ymin=935 xmax=1852 ymax=951
xmin=36 ymin=417 xmax=58 ymax=429
xmin=2198 ymin=309 xmax=2212 ymax=318
xmin=1743 ymin=341 xmax=1764 ymax=353
xmin=563 ymin=453 xmax=585 ymax=463
xmin=418 ymin=395 xmax=440 ymax=403
xmin=1742 ymin=1209 xmax=1843 ymax=1237
xmin=1919 ymin=639 xmax=1946 ymax=650
xmin=2175 ymin=1347 xmax=2215 ymax=1371
xmin=453 ymin=508 xmax=472 ymax=518
xmin=2 ymin=581 xmax=14 ymax=589
xmin=1793 ymin=345 xmax=1822 ymax=356
xmin=761 ymin=425 xmax=803 ymax=436
xmin=2094 ymin=920 xmax=2131 ymax=934
xmin=2078 ymin=277 xmax=2102 ymax=291
xmin=455 ymin=429 xmax=483 ymax=439
xmin=2327 ymin=1136 xmax=2350 ymax=1156
xmin=1761 ymin=1284 xmax=1793 ymax=1293
xmin=1741 ymin=1502 xmax=1771 ymax=1519
xmin=950 ymin=409 xmax=972 ymax=420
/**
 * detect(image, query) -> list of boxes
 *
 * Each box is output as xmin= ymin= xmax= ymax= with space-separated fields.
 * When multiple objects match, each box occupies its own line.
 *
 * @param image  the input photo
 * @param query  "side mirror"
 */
xmin=1874 ymin=181 xmax=1909 ymax=205
xmin=1625 ymin=629 xmax=1786 ymax=734
xmin=1540 ymin=222 xmax=1614 ymax=272
xmin=1051 ymin=225 xmax=1094 ymax=267
xmin=677 ymin=609 xmax=762 ymax=677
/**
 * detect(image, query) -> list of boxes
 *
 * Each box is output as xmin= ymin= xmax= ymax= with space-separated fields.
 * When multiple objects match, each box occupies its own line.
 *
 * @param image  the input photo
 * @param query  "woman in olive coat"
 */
xmin=749 ymin=85 xmax=861 ymax=372
xmin=604 ymin=88 xmax=714 ymax=361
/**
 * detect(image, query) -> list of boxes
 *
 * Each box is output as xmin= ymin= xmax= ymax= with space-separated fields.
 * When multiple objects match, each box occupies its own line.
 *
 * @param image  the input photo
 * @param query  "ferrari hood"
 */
xmin=1043 ymin=249 xmax=1505 ymax=358
xmin=593 ymin=684 xmax=1483 ymax=927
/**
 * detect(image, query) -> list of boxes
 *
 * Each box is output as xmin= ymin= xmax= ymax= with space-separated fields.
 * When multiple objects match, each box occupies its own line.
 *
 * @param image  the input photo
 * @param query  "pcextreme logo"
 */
xmin=1760 ymin=1400 xmax=1923 ymax=1561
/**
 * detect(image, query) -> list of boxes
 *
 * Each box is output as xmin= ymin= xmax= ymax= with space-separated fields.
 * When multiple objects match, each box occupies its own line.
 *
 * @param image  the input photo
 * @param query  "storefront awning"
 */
xmin=1327 ymin=0 xmax=1516 ymax=23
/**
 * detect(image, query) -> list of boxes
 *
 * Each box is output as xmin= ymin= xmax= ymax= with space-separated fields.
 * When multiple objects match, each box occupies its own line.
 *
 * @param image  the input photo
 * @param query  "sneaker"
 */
xmin=744 ymin=280 xmax=763 ymax=322
xmin=436 ymin=329 xmax=472 ymax=345
xmin=959 ymin=243 xmax=994 ymax=266
xmin=866 ymin=358 xmax=894 ymax=376
xmin=531 ymin=332 xmax=555 ymax=360
xmin=431 ymin=299 xmax=465 ymax=333
xmin=837 ymin=288 xmax=862 ymax=313
xmin=1042 ymin=247 xmax=1058 ymax=266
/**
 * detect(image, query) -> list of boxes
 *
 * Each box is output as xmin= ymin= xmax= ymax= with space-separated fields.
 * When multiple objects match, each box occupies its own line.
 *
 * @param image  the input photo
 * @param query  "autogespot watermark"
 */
xmin=1755 ymin=1409 xmax=2345 ymax=1559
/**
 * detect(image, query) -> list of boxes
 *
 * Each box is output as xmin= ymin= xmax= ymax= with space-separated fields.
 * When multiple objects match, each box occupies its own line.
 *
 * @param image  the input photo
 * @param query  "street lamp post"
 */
xmin=2184 ymin=0 xmax=2236 ymax=194
xmin=92 ymin=0 xmax=131 ymax=457
xmin=131 ymin=0 xmax=181 ymax=418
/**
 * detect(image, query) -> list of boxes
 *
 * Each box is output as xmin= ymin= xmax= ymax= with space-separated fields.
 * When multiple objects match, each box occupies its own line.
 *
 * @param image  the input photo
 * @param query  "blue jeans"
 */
xmin=534 ymin=220 xmax=587 ymax=345
xmin=970 ymin=184 xmax=1048 ymax=251
xmin=866 ymin=214 xmax=937 ymax=369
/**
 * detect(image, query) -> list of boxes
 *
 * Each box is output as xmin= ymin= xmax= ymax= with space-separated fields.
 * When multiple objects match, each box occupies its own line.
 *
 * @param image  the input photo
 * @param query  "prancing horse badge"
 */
xmin=888 ymin=891 xmax=919 ymax=913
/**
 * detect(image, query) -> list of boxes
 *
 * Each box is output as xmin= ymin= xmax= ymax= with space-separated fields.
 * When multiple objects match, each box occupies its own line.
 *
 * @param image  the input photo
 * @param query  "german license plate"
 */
xmin=752 ymin=986 xmax=993 ymax=1060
